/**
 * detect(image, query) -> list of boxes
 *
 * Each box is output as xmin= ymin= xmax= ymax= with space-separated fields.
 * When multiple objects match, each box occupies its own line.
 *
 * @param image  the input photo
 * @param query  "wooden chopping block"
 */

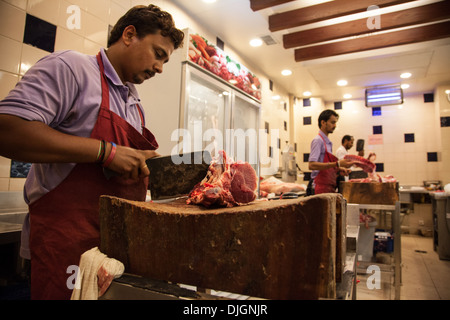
xmin=335 ymin=194 xmax=346 ymax=283
xmin=99 ymin=194 xmax=340 ymax=300
xmin=341 ymin=182 xmax=399 ymax=205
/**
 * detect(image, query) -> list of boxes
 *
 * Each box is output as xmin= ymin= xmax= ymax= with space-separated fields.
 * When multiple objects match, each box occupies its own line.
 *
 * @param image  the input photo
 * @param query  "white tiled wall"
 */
xmin=294 ymin=93 xmax=444 ymax=186
xmin=0 ymin=0 xmax=133 ymax=191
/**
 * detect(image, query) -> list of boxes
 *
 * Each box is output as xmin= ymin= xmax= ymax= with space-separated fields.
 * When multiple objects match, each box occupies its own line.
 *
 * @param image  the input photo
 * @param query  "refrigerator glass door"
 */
xmin=230 ymin=92 xmax=260 ymax=173
xmin=184 ymin=65 xmax=231 ymax=157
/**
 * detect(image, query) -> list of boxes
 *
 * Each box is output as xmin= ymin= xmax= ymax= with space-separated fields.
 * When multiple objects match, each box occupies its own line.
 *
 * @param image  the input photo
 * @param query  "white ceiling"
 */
xmin=171 ymin=0 xmax=450 ymax=102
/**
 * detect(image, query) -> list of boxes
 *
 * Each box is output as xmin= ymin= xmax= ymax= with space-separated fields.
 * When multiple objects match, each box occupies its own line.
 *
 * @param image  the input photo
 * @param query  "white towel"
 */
xmin=70 ymin=247 xmax=124 ymax=300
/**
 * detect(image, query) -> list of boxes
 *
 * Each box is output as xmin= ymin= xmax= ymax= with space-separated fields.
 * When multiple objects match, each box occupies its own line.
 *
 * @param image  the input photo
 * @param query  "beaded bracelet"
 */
xmin=102 ymin=142 xmax=117 ymax=168
xmin=96 ymin=140 xmax=106 ymax=164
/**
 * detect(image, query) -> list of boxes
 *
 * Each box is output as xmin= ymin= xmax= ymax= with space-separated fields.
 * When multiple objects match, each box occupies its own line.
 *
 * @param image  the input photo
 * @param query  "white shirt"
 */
xmin=336 ymin=145 xmax=348 ymax=160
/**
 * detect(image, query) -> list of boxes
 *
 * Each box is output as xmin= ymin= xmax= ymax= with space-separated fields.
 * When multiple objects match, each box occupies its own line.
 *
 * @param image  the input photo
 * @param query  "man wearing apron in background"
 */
xmin=0 ymin=5 xmax=184 ymax=299
xmin=307 ymin=110 xmax=354 ymax=195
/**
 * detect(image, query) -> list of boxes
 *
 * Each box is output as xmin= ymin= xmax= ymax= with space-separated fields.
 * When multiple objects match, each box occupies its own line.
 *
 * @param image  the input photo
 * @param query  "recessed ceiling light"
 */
xmin=303 ymin=91 xmax=312 ymax=97
xmin=400 ymin=72 xmax=412 ymax=79
xmin=272 ymin=95 xmax=280 ymax=100
xmin=344 ymin=94 xmax=352 ymax=99
xmin=337 ymin=80 xmax=348 ymax=86
xmin=249 ymin=38 xmax=263 ymax=47
xmin=203 ymin=0 xmax=216 ymax=3
xmin=445 ymin=89 xmax=450 ymax=94
xmin=281 ymin=69 xmax=292 ymax=76
xmin=401 ymin=84 xmax=410 ymax=89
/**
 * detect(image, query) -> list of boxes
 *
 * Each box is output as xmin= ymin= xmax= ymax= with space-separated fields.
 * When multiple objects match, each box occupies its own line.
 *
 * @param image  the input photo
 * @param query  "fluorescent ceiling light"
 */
xmin=337 ymin=80 xmax=348 ymax=86
xmin=366 ymin=85 xmax=403 ymax=107
xmin=400 ymin=72 xmax=412 ymax=79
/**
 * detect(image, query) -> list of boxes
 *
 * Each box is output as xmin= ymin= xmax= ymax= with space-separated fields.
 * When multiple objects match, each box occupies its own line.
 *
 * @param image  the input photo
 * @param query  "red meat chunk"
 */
xmin=187 ymin=151 xmax=257 ymax=208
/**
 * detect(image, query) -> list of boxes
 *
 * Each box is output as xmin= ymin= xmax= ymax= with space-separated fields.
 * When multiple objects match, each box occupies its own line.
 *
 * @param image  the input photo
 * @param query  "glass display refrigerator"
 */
xmin=137 ymin=29 xmax=262 ymax=175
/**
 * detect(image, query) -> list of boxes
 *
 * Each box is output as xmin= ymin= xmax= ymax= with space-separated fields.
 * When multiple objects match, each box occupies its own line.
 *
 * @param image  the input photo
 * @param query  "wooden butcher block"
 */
xmin=341 ymin=182 xmax=399 ymax=205
xmin=99 ymin=194 xmax=342 ymax=300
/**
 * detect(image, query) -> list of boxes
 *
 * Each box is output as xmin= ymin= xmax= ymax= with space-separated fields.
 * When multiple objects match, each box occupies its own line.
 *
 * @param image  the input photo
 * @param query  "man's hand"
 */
xmin=339 ymin=168 xmax=352 ymax=176
xmin=339 ymin=158 xmax=355 ymax=168
xmin=106 ymin=146 xmax=160 ymax=180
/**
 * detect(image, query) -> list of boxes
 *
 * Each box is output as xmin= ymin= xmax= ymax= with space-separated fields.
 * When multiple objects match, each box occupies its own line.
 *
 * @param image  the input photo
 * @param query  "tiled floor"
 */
xmin=356 ymin=234 xmax=450 ymax=300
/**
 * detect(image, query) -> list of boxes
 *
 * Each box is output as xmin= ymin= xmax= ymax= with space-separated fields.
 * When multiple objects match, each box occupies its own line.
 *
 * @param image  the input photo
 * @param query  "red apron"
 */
xmin=28 ymin=52 xmax=158 ymax=300
xmin=314 ymin=134 xmax=338 ymax=195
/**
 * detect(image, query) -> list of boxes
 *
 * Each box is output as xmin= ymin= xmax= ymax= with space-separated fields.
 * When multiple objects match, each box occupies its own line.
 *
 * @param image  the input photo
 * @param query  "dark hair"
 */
xmin=342 ymin=135 xmax=353 ymax=144
xmin=318 ymin=109 xmax=339 ymax=128
xmin=108 ymin=5 xmax=184 ymax=49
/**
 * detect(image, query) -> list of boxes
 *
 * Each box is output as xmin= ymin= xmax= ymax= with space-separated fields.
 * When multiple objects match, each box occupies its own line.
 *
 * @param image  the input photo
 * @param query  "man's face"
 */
xmin=346 ymin=138 xmax=354 ymax=150
xmin=122 ymin=30 xmax=175 ymax=84
xmin=322 ymin=115 xmax=338 ymax=134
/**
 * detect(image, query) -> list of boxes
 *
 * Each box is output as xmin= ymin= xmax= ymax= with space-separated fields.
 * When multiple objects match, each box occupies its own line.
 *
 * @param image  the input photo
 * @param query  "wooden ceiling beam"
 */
xmin=250 ymin=0 xmax=296 ymax=12
xmin=294 ymin=20 xmax=450 ymax=62
xmin=269 ymin=0 xmax=415 ymax=32
xmin=284 ymin=1 xmax=450 ymax=49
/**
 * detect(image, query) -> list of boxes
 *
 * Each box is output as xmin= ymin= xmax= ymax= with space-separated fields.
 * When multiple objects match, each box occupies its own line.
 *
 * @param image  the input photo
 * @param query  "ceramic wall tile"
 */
xmin=110 ymin=0 xmax=128 ymax=25
xmin=0 ymin=156 xmax=11 ymax=178
xmin=83 ymin=38 xmax=102 ymax=55
xmin=65 ymin=0 xmax=87 ymax=12
xmin=0 ymin=71 xmax=19 ymax=100
xmin=27 ymin=0 xmax=61 ymax=25
xmin=2 ymin=0 xmax=27 ymax=10
xmin=0 ymin=1 xmax=26 ymax=41
xmin=54 ymin=27 xmax=84 ymax=52
xmin=0 ymin=178 xmax=9 ymax=191
xmin=85 ymin=0 xmax=109 ymax=23
xmin=0 ymin=35 xmax=21 ymax=74
xmin=9 ymin=178 xmax=26 ymax=191
xmin=23 ymin=14 xmax=57 ymax=53
xmin=84 ymin=11 xmax=108 ymax=46
xmin=20 ymin=44 xmax=48 ymax=75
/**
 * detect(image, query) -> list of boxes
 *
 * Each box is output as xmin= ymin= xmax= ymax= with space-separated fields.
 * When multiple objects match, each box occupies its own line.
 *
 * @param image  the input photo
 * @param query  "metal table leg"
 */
xmin=393 ymin=201 xmax=402 ymax=300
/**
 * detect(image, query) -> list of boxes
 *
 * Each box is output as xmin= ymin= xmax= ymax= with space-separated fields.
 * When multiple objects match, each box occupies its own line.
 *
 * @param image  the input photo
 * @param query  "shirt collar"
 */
xmin=100 ymin=48 xmax=123 ymax=87
xmin=318 ymin=130 xmax=331 ymax=143
xmin=100 ymin=48 xmax=139 ymax=102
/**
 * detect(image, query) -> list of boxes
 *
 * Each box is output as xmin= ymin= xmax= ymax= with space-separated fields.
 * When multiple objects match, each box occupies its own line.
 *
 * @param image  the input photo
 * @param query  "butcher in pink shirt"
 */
xmin=0 ymin=5 xmax=184 ymax=299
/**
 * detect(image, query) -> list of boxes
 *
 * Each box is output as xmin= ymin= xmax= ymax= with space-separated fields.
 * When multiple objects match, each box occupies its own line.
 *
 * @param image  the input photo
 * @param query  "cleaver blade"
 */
xmin=146 ymin=151 xmax=212 ymax=200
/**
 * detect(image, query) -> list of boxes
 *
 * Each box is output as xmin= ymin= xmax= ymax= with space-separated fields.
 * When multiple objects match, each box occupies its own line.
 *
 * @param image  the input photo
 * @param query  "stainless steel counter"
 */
xmin=0 ymin=192 xmax=27 ymax=245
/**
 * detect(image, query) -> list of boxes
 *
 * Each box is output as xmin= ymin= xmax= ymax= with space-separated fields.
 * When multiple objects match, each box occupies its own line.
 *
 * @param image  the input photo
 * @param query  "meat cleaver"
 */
xmin=146 ymin=151 xmax=212 ymax=200
xmin=356 ymin=139 xmax=365 ymax=152
xmin=102 ymin=151 xmax=212 ymax=200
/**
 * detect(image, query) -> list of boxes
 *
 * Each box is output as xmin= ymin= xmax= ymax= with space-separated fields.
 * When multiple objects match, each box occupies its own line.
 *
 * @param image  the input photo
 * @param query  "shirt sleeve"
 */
xmin=309 ymin=137 xmax=324 ymax=162
xmin=0 ymin=52 xmax=79 ymax=128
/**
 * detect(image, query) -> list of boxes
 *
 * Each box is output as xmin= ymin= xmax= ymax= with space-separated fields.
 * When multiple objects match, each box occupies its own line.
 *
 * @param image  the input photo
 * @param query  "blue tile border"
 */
xmin=441 ymin=117 xmax=450 ymax=127
xmin=23 ymin=14 xmax=56 ymax=53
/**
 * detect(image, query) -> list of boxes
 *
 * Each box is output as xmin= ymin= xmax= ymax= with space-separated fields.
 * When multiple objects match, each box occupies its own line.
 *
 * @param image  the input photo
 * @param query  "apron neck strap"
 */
xmin=318 ymin=132 xmax=329 ymax=153
xmin=96 ymin=52 xmax=110 ymax=111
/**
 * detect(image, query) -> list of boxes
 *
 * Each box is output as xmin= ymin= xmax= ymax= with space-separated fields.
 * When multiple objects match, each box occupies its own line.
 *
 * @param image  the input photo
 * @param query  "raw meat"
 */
xmin=187 ymin=150 xmax=257 ymax=208
xmin=260 ymin=177 xmax=306 ymax=196
xmin=344 ymin=154 xmax=376 ymax=173
xmin=349 ymin=174 xmax=397 ymax=183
